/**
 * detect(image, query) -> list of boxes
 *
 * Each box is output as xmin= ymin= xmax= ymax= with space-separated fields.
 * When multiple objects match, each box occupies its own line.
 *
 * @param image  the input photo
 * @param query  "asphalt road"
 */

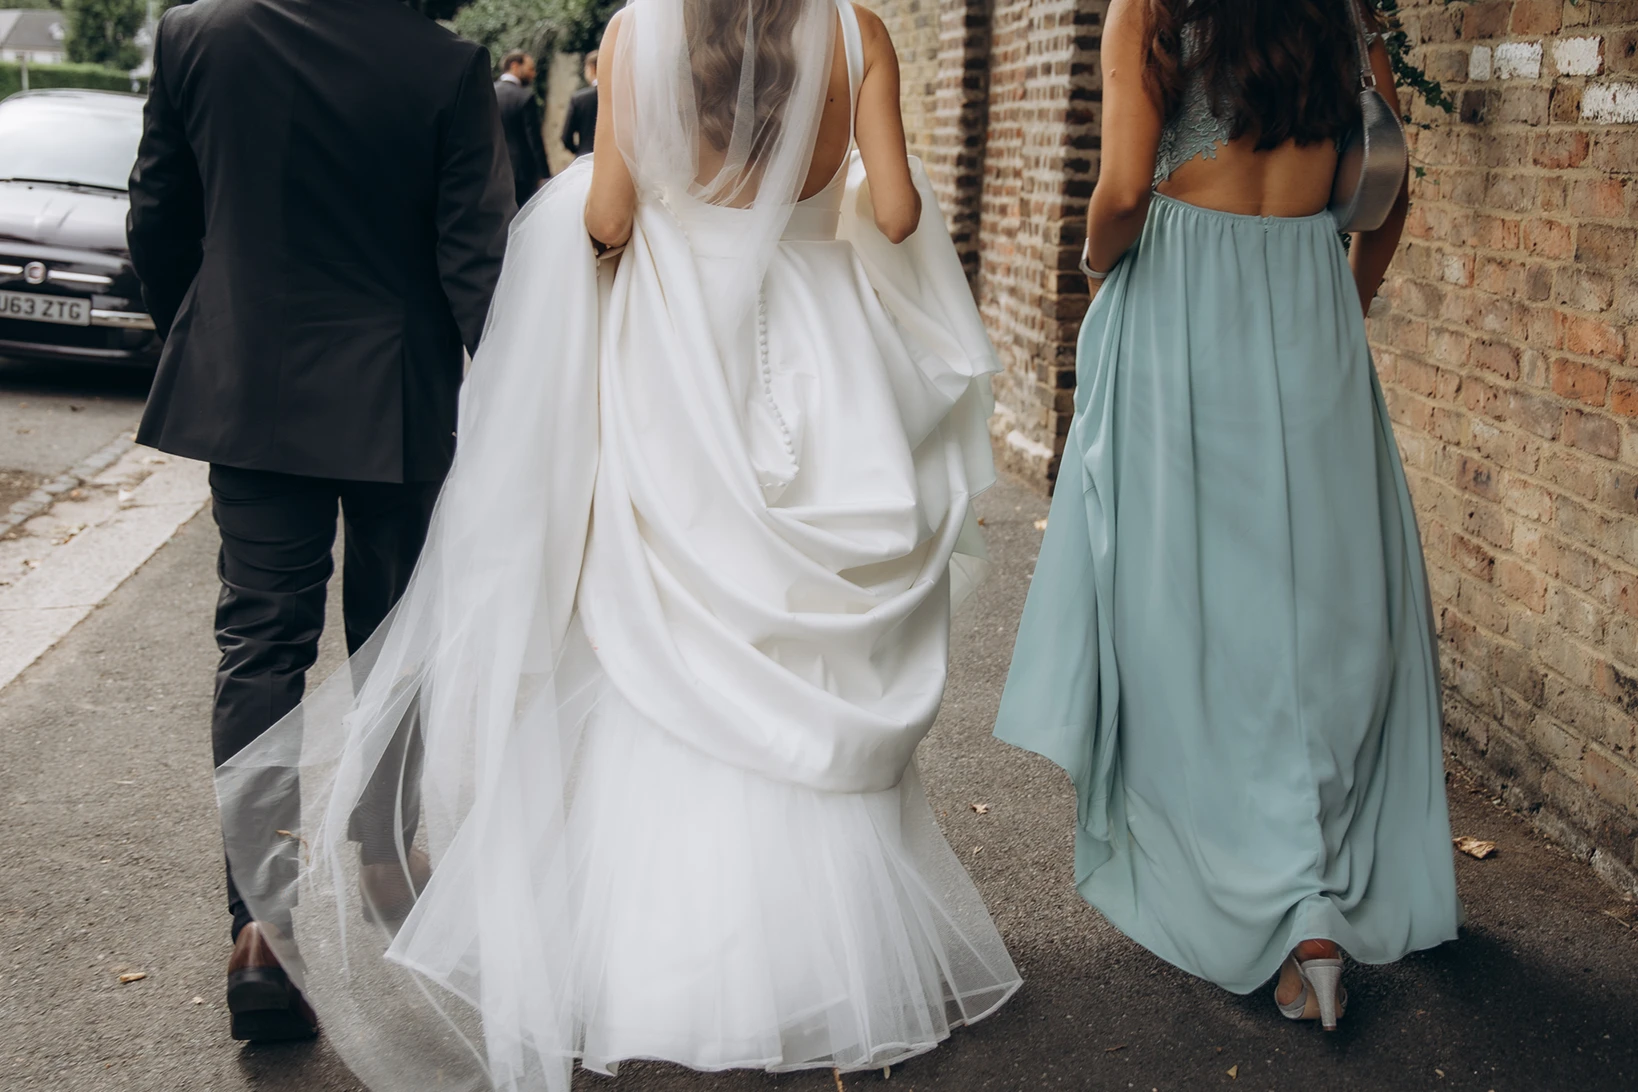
xmin=2 ymin=475 xmax=1636 ymax=1092
xmin=0 ymin=357 xmax=149 ymax=512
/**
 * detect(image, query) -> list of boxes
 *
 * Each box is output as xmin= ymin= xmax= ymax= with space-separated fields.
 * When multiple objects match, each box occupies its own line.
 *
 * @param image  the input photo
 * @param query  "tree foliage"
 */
xmin=63 ymin=0 xmax=143 ymax=70
xmin=453 ymin=0 xmax=620 ymax=69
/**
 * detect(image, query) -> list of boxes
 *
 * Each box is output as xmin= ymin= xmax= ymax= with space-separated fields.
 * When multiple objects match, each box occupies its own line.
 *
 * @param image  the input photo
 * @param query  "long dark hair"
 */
xmin=1145 ymin=0 xmax=1366 ymax=150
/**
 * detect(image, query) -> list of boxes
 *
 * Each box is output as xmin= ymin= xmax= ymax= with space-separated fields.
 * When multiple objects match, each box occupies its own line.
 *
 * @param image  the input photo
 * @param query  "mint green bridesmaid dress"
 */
xmin=993 ymin=192 xmax=1462 ymax=993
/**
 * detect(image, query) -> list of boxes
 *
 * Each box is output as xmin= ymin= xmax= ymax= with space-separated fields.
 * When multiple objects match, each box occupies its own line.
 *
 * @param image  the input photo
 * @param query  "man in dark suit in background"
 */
xmin=561 ymin=49 xmax=598 ymax=158
xmin=127 ymin=0 xmax=514 ymax=1043
xmin=494 ymin=50 xmax=550 ymax=206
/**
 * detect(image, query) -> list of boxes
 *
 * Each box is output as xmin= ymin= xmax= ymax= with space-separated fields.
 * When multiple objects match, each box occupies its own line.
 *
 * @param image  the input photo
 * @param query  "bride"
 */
xmin=215 ymin=0 xmax=1021 ymax=1087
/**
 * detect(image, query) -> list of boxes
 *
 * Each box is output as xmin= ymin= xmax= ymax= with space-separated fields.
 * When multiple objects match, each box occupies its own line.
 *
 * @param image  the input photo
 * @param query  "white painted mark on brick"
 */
xmin=1554 ymin=36 xmax=1603 ymax=77
xmin=1004 ymin=429 xmax=1055 ymax=464
xmin=1494 ymin=41 xmax=1543 ymax=80
xmin=1469 ymin=46 xmax=1493 ymax=82
xmin=1442 ymin=255 xmax=1471 ymax=286
xmin=1582 ymin=82 xmax=1638 ymax=124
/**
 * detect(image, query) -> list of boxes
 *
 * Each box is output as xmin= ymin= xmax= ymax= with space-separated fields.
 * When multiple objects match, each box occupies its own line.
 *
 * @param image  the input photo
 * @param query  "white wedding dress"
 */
xmin=216 ymin=2 xmax=1020 ymax=1089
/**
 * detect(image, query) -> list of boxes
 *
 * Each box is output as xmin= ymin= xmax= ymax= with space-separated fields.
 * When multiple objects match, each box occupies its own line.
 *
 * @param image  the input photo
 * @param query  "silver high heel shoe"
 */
xmin=1276 ymin=953 xmax=1347 ymax=1031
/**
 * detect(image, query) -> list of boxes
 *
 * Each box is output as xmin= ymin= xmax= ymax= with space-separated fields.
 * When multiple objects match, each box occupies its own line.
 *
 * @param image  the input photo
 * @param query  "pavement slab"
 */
xmin=0 ymin=449 xmax=208 ymax=688
xmin=1 ymin=475 xmax=1635 ymax=1092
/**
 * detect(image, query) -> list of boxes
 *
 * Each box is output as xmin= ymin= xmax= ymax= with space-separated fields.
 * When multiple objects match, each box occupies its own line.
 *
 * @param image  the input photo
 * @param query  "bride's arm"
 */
xmin=585 ymin=11 xmax=635 ymax=251
xmin=852 ymin=5 xmax=920 ymax=243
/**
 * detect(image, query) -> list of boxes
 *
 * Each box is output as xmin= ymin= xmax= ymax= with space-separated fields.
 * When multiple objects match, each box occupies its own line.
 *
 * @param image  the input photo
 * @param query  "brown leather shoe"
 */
xmin=226 ymin=922 xmax=318 ymax=1042
xmin=359 ymin=846 xmax=432 ymax=927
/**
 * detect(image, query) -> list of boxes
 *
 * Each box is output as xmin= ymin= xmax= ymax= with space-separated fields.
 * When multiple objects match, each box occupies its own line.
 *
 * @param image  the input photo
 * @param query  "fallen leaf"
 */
xmin=189 ymin=996 xmax=204 ymax=1005
xmin=68 ymin=488 xmax=82 ymax=499
xmin=117 ymin=972 xmax=146 ymax=984
xmin=1033 ymin=518 xmax=1048 ymax=531
xmin=1453 ymin=836 xmax=1497 ymax=859
xmin=1104 ymin=1044 xmax=1127 ymax=1053
xmin=970 ymin=803 xmax=991 ymax=815
xmin=1435 ymin=1069 xmax=1445 ymax=1078
xmin=69 ymin=404 xmax=84 ymax=413
xmin=975 ymin=516 xmax=987 ymax=526
xmin=1226 ymin=1065 xmax=1238 ymax=1080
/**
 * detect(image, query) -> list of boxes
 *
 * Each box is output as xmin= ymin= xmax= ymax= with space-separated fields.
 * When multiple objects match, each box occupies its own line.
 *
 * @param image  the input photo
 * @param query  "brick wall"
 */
xmin=975 ymin=0 xmax=1103 ymax=482
xmin=868 ymin=0 xmax=1102 ymax=483
xmin=1370 ymin=0 xmax=1638 ymax=893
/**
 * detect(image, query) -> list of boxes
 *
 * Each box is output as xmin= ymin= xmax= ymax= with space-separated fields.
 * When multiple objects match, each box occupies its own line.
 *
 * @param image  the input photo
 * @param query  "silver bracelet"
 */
xmin=1079 ymin=238 xmax=1112 ymax=281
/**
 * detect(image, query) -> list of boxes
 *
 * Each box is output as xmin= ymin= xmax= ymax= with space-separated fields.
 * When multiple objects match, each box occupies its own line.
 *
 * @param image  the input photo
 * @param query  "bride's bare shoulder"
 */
xmin=599 ymin=7 xmax=628 ymax=51
xmin=851 ymin=3 xmax=895 ymax=63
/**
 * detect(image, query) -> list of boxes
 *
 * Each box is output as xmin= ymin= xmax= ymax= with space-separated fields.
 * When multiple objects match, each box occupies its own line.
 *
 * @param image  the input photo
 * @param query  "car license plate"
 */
xmin=0 ymin=290 xmax=91 ymax=326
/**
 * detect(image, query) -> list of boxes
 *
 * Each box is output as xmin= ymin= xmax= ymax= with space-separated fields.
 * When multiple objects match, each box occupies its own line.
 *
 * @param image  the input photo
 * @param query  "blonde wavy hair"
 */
xmin=684 ymin=0 xmax=805 ymax=158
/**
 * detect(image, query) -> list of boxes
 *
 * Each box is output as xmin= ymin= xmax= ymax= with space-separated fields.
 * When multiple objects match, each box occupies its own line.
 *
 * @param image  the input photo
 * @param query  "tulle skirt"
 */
xmin=564 ymin=687 xmax=1020 ymax=1075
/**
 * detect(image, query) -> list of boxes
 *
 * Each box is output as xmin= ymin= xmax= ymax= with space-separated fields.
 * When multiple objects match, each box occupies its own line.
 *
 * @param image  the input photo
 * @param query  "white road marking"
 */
xmin=0 ymin=449 xmax=209 ymax=691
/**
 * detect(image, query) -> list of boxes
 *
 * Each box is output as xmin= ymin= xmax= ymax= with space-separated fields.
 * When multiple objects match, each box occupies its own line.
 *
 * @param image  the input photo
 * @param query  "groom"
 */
xmin=127 ymin=0 xmax=514 ymax=1042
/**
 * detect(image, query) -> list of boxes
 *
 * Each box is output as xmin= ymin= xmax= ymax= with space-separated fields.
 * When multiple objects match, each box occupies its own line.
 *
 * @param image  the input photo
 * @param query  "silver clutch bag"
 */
xmin=1329 ymin=3 xmax=1407 ymax=233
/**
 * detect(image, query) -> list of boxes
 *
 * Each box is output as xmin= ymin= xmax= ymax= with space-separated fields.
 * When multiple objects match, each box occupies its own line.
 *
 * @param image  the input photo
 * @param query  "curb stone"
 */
xmin=0 ymin=431 xmax=136 ymax=540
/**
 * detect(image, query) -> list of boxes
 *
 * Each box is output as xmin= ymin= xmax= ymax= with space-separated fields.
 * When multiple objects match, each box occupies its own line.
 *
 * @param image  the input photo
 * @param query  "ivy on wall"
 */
xmin=1373 ymin=0 xmax=1459 ymax=119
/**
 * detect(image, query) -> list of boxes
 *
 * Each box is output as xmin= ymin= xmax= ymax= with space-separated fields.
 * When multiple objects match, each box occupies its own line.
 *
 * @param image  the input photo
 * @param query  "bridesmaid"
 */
xmin=994 ymin=0 xmax=1461 ymax=1029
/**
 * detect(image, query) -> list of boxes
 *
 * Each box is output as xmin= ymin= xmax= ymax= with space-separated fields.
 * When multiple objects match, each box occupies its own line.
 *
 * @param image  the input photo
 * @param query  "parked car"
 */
xmin=0 ymin=89 xmax=158 ymax=367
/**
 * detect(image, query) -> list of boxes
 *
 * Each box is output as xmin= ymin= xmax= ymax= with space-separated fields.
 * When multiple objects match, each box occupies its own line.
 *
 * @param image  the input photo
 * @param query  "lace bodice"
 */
xmin=1152 ymin=52 xmax=1231 ymax=185
xmin=1152 ymin=25 xmax=1377 ymax=185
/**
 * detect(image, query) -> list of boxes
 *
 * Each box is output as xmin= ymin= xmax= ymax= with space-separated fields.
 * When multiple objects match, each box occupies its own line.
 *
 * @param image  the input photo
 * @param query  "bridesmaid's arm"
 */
xmin=1084 ymin=0 xmax=1162 ymax=280
xmin=1348 ymin=34 xmax=1410 ymax=315
xmin=585 ymin=11 xmax=636 ymax=250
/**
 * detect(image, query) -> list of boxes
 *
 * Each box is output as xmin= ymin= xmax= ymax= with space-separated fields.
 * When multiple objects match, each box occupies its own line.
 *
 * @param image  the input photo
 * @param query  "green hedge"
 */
xmin=0 ymin=61 xmax=145 ymax=101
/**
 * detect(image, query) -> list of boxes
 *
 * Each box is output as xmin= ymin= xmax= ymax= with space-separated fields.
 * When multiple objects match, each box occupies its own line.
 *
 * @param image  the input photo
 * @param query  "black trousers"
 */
xmin=210 ymin=464 xmax=440 ymax=940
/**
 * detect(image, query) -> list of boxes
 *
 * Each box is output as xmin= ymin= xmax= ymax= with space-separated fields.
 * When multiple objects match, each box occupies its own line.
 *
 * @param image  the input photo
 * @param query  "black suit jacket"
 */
xmin=128 ymin=0 xmax=516 ymax=484
xmin=494 ymin=76 xmax=549 ymax=199
xmin=561 ymin=84 xmax=597 ymax=157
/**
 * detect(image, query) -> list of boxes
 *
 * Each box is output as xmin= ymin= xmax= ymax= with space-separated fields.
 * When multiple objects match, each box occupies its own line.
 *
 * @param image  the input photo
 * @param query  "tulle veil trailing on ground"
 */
xmin=216 ymin=1 xmax=1019 ymax=1088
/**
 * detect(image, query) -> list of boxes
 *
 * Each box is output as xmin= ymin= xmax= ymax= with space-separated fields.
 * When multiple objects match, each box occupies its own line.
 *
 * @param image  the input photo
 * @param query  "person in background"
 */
xmin=495 ymin=50 xmax=550 ymax=207
xmin=561 ymin=49 xmax=598 ymax=158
